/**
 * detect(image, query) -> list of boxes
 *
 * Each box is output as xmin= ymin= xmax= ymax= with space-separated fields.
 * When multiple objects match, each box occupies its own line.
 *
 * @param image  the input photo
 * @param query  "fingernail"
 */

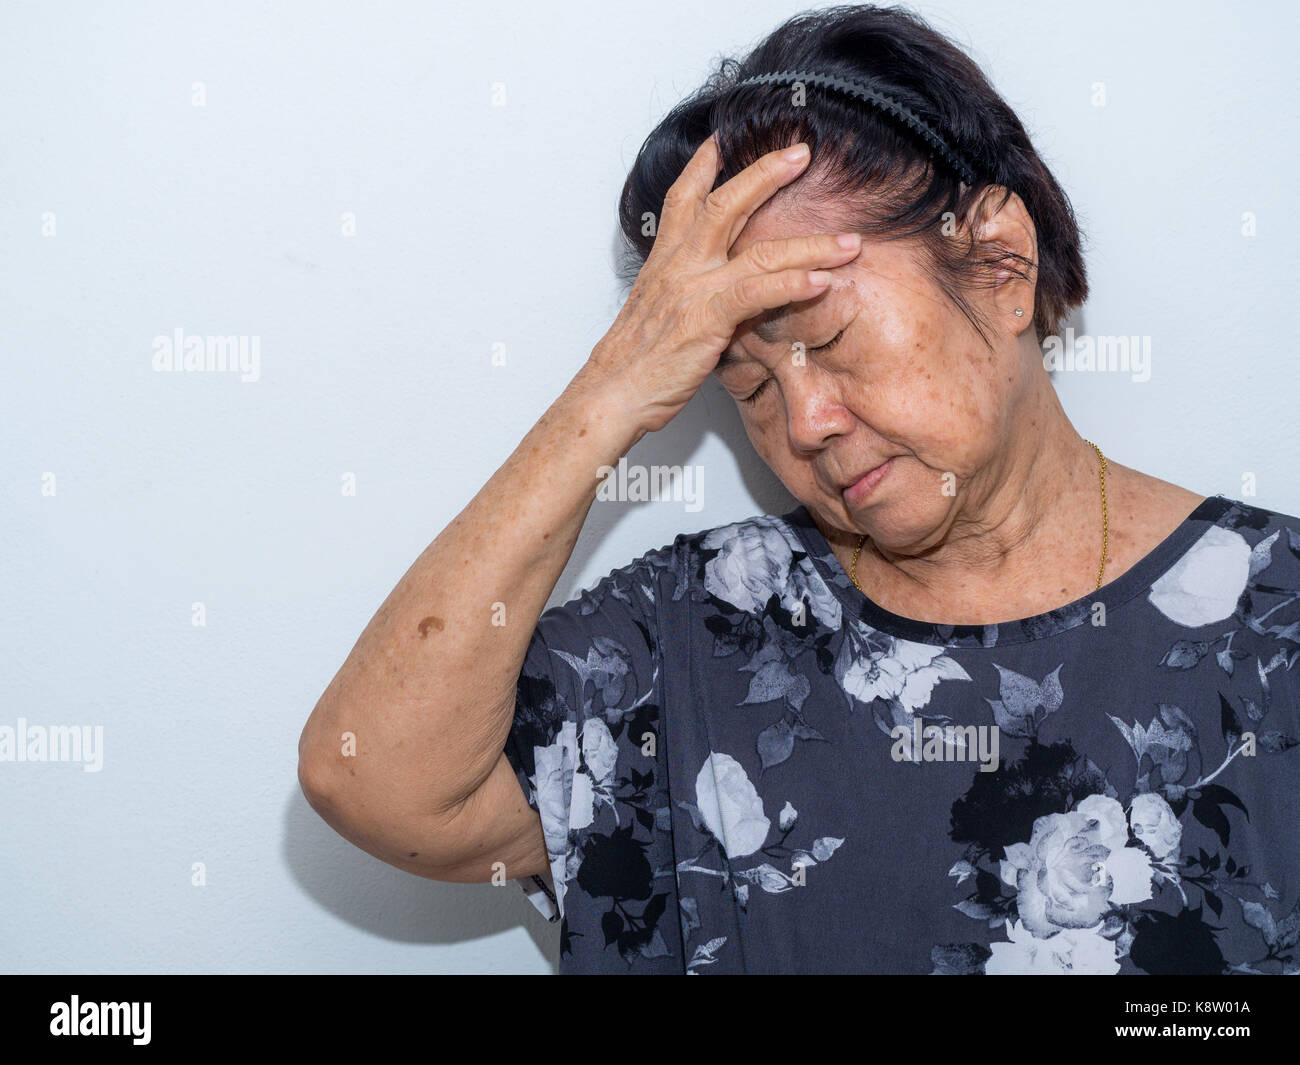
xmin=783 ymin=143 xmax=809 ymax=163
xmin=836 ymin=232 xmax=861 ymax=250
xmin=808 ymin=270 xmax=833 ymax=286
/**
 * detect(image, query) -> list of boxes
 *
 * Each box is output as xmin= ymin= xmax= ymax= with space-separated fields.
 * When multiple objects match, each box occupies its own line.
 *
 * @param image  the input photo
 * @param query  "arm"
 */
xmin=297 ymin=133 xmax=861 ymax=886
xmin=296 ymin=363 xmax=646 ymax=883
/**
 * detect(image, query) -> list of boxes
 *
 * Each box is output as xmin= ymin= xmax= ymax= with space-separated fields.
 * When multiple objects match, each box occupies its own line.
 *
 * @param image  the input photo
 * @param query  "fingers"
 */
xmin=654 ymin=132 xmax=722 ymax=247
xmin=711 ymin=264 xmax=843 ymax=331
xmin=725 ymin=231 xmax=862 ymax=279
xmin=692 ymin=142 xmax=812 ymax=257
xmin=709 ymin=231 xmax=861 ymax=320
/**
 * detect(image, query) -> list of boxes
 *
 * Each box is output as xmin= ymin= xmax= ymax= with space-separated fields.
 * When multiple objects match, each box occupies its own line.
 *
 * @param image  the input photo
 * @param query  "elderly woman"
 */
xmin=298 ymin=4 xmax=1300 ymax=975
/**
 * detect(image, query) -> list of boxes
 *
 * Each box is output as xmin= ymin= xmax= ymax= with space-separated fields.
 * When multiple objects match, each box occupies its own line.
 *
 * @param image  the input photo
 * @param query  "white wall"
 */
xmin=2 ymin=0 xmax=1297 ymax=973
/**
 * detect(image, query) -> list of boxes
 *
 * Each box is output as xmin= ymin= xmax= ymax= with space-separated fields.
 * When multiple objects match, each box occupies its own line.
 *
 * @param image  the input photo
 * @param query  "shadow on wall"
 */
xmin=282 ymin=789 xmax=559 ymax=974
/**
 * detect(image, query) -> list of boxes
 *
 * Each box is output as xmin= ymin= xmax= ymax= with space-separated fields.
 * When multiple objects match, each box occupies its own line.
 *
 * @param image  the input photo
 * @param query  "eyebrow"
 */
xmin=716 ymin=302 xmax=802 ymax=372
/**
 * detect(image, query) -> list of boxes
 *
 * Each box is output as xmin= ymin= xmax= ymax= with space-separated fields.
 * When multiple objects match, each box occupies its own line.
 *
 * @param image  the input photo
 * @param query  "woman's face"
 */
xmin=717 ymin=197 xmax=1035 ymax=554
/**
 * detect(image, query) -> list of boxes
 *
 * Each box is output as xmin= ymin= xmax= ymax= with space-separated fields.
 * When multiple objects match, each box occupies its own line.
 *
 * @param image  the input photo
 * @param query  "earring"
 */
xmin=1014 ymin=308 xmax=1024 ymax=317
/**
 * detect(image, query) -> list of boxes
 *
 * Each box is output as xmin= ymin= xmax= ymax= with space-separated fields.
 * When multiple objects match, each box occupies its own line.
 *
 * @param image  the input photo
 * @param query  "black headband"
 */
xmin=728 ymin=70 xmax=981 ymax=187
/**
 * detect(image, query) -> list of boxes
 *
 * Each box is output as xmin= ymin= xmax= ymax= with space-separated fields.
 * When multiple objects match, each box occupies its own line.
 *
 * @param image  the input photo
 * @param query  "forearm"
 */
xmin=298 ymin=363 xmax=646 ymax=823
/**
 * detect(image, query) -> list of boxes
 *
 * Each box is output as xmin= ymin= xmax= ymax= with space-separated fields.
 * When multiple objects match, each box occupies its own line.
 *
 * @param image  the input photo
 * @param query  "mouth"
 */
xmin=841 ymin=458 xmax=894 ymax=508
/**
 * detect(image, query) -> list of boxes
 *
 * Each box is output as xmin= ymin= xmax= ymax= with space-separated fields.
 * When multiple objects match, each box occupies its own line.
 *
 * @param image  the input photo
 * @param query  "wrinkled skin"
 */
xmin=716 ymin=188 xmax=1205 ymax=624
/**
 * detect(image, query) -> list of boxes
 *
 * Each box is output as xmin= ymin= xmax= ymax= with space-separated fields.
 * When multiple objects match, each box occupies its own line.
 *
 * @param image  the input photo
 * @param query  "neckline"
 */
xmin=782 ymin=494 xmax=1235 ymax=647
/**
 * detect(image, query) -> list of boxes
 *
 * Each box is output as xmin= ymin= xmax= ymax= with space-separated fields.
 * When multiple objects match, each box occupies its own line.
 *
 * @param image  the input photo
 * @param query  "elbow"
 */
xmin=297 ymin=697 xmax=348 ymax=815
xmin=297 ymin=744 xmax=342 ymax=821
xmin=295 ymin=743 xmax=469 ymax=876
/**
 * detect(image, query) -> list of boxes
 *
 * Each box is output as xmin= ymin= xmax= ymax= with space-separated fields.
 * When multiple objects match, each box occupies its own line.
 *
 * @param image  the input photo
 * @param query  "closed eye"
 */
xmin=810 ymin=329 xmax=846 ymax=354
xmin=739 ymin=330 xmax=845 ymax=405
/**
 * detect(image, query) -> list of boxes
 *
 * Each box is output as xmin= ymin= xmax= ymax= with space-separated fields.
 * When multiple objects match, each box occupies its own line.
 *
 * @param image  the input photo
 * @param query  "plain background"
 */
xmin=2 ymin=0 xmax=1297 ymax=974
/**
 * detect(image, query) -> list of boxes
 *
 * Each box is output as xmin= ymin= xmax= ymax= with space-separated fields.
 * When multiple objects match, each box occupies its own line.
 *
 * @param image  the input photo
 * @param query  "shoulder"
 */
xmin=1118 ymin=469 xmax=1300 ymax=550
xmin=1146 ymin=494 xmax=1300 ymax=633
xmin=1206 ymin=495 xmax=1300 ymax=589
xmin=1190 ymin=494 xmax=1300 ymax=549
xmin=547 ymin=509 xmax=813 ymax=622
xmin=1217 ymin=495 xmax=1300 ymax=532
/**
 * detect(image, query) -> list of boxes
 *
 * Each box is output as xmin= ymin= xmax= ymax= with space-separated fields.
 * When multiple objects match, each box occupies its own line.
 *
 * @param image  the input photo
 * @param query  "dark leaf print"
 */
xmin=1129 ymin=907 xmax=1227 ymax=974
xmin=930 ymin=943 xmax=992 ymax=975
xmin=949 ymin=741 xmax=1093 ymax=856
xmin=576 ymin=826 xmax=654 ymax=901
xmin=974 ymin=868 xmax=1003 ymax=902
xmin=1223 ymin=501 xmax=1271 ymax=532
xmin=1218 ymin=693 xmax=1242 ymax=745
xmin=1258 ymin=731 xmax=1300 ymax=753
xmin=812 ymin=633 xmax=836 ymax=673
xmin=1076 ymin=757 xmax=1120 ymax=800
xmin=742 ymin=661 xmax=811 ymax=711
xmin=985 ymin=663 xmax=1064 ymax=738
xmin=616 ymin=701 xmax=659 ymax=756
xmin=1198 ymin=783 xmax=1250 ymax=821
xmin=643 ymin=892 xmax=669 ymax=928
xmin=678 ymin=896 xmax=700 ymax=936
xmin=1191 ymin=795 xmax=1231 ymax=847
xmin=1161 ymin=640 xmax=1212 ymax=668
xmin=602 ymin=910 xmax=623 ymax=946
xmin=756 ymin=719 xmax=794 ymax=770
xmin=953 ymin=898 xmax=1002 ymax=921
xmin=1019 ymin=601 xmax=1090 ymax=641
xmin=1159 ymin=703 xmax=1199 ymax=744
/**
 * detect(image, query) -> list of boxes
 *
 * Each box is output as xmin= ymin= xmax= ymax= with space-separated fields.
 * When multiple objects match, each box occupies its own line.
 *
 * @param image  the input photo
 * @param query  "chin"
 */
xmin=840 ymin=475 xmax=947 ymax=547
xmin=860 ymin=499 xmax=955 ymax=554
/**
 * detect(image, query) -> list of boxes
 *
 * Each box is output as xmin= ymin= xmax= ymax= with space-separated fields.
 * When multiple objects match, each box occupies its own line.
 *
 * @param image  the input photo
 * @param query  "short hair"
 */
xmin=617 ymin=3 xmax=1088 ymax=348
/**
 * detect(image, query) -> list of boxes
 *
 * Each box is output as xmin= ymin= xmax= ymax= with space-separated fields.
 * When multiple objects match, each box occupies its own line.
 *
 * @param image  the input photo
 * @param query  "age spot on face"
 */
xmin=417 ymin=615 xmax=445 ymax=638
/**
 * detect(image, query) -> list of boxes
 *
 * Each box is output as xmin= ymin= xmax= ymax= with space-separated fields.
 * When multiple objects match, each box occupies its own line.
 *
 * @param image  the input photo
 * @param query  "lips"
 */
xmin=841 ymin=458 xmax=894 ymax=506
xmin=840 ymin=459 xmax=888 ymax=491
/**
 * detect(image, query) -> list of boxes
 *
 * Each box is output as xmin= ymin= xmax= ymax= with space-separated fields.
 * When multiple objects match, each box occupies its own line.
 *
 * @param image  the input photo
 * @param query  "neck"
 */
xmin=816 ymin=380 xmax=1108 ymax=624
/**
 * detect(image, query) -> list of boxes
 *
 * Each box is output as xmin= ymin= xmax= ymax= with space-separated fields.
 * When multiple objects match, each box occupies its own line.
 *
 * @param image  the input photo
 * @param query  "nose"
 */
xmin=781 ymin=364 xmax=852 ymax=452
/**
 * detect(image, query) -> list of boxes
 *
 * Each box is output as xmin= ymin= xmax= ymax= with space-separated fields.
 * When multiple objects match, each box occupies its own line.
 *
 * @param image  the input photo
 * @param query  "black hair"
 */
xmin=616 ymin=3 xmax=1088 ymax=348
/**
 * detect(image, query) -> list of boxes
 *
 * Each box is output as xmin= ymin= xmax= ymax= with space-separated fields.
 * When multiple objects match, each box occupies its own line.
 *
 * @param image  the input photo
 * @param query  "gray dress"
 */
xmin=503 ymin=494 xmax=1300 ymax=974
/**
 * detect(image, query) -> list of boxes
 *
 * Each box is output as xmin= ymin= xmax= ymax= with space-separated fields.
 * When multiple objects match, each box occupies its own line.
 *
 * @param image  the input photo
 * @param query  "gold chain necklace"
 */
xmin=849 ymin=440 xmax=1110 ymax=594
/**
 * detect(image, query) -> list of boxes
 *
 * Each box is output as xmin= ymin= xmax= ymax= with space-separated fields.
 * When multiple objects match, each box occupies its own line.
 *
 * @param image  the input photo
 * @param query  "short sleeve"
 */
xmin=501 ymin=543 xmax=684 ymax=970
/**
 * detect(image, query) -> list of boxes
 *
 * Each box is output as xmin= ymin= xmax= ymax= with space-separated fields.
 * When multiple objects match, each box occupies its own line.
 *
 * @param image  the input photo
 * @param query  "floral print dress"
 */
xmin=502 ymin=494 xmax=1300 ymax=974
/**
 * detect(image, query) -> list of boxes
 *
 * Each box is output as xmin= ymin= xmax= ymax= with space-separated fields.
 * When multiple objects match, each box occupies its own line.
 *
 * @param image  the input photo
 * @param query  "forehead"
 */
xmin=728 ymin=189 xmax=919 ymax=290
xmin=728 ymin=190 xmax=854 ymax=257
xmin=724 ymin=194 xmax=919 ymax=336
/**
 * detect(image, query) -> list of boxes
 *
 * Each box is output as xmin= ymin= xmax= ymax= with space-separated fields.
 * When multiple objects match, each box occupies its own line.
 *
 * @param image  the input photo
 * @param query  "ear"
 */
xmin=967 ymin=187 xmax=1038 ymax=336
